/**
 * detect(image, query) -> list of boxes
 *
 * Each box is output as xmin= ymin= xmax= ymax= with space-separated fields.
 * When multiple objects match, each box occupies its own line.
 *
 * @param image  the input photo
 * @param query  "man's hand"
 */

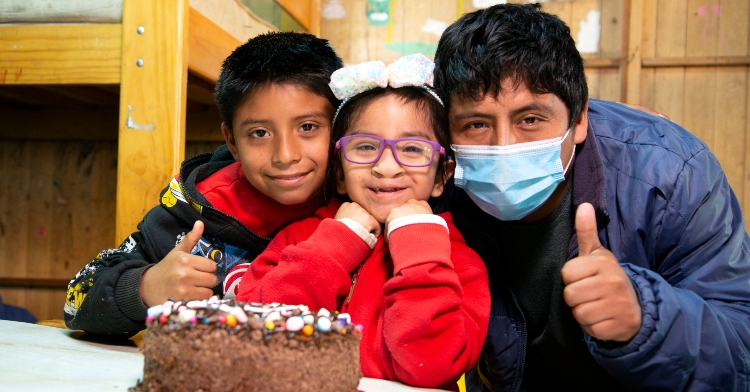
xmin=385 ymin=199 xmax=433 ymax=227
xmin=561 ymin=203 xmax=642 ymax=342
xmin=335 ymin=202 xmax=382 ymax=237
xmin=140 ymin=221 xmax=217 ymax=307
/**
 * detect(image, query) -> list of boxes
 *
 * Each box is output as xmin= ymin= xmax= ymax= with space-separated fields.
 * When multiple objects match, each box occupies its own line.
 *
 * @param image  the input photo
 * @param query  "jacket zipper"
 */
xmin=469 ymin=225 xmax=527 ymax=392
xmin=472 ymin=222 xmax=528 ymax=392
xmin=509 ymin=289 xmax=526 ymax=392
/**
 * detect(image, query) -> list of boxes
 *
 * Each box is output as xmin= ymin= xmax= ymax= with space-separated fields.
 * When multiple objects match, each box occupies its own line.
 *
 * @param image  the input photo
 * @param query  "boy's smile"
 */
xmin=336 ymin=95 xmax=445 ymax=223
xmin=223 ymin=82 xmax=334 ymax=205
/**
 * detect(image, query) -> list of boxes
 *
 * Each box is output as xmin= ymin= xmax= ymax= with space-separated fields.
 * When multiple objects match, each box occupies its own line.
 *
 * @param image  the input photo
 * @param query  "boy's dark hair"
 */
xmin=433 ymin=3 xmax=588 ymax=127
xmin=215 ymin=32 xmax=344 ymax=130
xmin=326 ymin=86 xmax=452 ymax=210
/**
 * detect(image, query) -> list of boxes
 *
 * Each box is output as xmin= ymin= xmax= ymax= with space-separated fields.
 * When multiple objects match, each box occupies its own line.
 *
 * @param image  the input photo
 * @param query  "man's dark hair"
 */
xmin=215 ymin=32 xmax=344 ymax=130
xmin=433 ymin=3 xmax=588 ymax=127
xmin=326 ymin=87 xmax=451 ymax=210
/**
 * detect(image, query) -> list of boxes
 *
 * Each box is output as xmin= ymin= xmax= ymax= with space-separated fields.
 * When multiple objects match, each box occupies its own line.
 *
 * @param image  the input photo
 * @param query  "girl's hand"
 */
xmin=336 ymin=202 xmax=382 ymax=237
xmin=385 ymin=199 xmax=433 ymax=228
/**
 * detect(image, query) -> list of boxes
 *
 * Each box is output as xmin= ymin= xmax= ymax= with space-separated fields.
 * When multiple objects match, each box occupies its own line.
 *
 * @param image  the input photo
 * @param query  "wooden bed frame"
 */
xmin=0 ymin=0 xmax=319 ymax=244
xmin=276 ymin=0 xmax=322 ymax=36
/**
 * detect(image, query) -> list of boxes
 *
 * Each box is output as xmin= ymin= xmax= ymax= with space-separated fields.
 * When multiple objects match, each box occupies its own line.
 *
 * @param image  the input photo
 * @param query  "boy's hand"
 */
xmin=335 ymin=202 xmax=382 ymax=237
xmin=140 ymin=220 xmax=217 ymax=307
xmin=385 ymin=199 xmax=432 ymax=228
xmin=561 ymin=203 xmax=642 ymax=342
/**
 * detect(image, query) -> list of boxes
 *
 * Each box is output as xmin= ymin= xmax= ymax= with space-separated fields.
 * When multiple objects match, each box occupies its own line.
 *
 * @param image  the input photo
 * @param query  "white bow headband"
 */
xmin=328 ymin=54 xmax=443 ymax=126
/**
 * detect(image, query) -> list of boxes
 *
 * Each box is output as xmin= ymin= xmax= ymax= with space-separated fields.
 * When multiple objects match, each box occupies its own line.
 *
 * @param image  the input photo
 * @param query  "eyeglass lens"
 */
xmin=344 ymin=136 xmax=436 ymax=166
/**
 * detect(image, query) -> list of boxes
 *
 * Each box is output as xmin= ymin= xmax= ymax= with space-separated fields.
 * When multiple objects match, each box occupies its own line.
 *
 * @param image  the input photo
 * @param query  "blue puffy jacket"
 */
xmin=453 ymin=99 xmax=750 ymax=391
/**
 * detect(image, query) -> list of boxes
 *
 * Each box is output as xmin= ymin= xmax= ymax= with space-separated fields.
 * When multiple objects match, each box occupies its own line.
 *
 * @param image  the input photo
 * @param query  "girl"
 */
xmin=232 ymin=54 xmax=490 ymax=390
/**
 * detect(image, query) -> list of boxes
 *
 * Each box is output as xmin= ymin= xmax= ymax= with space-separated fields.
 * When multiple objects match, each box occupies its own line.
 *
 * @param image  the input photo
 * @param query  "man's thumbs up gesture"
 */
xmin=561 ymin=203 xmax=642 ymax=342
xmin=140 ymin=221 xmax=218 ymax=307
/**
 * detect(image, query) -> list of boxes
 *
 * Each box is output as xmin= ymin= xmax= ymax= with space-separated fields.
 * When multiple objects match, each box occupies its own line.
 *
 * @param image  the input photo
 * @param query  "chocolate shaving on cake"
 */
xmin=144 ymin=297 xmax=362 ymax=341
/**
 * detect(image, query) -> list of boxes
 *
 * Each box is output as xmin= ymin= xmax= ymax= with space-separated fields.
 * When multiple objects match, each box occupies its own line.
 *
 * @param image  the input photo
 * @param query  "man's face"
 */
xmin=222 ymin=82 xmax=334 ymax=205
xmin=448 ymin=78 xmax=588 ymax=221
xmin=448 ymin=78 xmax=586 ymax=149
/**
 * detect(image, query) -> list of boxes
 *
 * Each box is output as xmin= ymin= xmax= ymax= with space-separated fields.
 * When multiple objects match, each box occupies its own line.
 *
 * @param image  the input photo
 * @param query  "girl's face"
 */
xmin=336 ymin=94 xmax=446 ymax=223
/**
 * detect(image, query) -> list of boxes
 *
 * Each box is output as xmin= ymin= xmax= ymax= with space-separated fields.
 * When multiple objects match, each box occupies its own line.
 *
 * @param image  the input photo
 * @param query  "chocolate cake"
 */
xmin=133 ymin=297 xmax=362 ymax=392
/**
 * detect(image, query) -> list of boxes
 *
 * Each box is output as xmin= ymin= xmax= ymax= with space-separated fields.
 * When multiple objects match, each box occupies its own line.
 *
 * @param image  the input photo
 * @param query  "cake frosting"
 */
xmin=132 ymin=296 xmax=362 ymax=392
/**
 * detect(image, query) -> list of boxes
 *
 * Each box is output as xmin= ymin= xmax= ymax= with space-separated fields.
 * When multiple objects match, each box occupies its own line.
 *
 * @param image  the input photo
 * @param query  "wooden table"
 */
xmin=0 ymin=320 xmax=449 ymax=391
xmin=0 ymin=320 xmax=142 ymax=391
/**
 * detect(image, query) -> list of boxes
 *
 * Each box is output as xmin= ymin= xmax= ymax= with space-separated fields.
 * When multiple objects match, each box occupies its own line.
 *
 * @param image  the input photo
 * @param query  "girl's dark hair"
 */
xmin=325 ymin=86 xmax=452 ymax=212
xmin=433 ymin=3 xmax=588 ymax=128
xmin=215 ymin=32 xmax=344 ymax=130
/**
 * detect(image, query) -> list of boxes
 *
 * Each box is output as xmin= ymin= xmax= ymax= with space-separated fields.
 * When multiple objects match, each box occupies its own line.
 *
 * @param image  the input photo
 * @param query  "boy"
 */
xmin=64 ymin=32 xmax=343 ymax=337
xmin=434 ymin=4 xmax=750 ymax=391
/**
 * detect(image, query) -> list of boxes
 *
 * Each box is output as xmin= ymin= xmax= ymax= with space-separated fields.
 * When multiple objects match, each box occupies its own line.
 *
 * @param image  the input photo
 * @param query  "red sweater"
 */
xmin=196 ymin=162 xmax=323 ymax=238
xmin=236 ymin=199 xmax=490 ymax=390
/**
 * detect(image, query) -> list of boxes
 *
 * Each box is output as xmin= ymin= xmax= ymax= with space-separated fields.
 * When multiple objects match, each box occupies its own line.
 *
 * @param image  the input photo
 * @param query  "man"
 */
xmin=434 ymin=3 xmax=750 ymax=391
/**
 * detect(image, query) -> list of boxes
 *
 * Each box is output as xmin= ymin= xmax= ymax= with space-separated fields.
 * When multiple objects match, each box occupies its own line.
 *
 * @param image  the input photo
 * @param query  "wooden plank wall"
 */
xmin=0 ymin=105 xmax=223 ymax=320
xmin=322 ymin=0 xmax=628 ymax=99
xmin=631 ymin=0 xmax=750 ymax=226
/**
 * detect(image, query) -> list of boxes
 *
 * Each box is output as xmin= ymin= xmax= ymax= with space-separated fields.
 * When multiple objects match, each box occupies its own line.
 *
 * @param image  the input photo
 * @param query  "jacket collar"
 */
xmin=570 ymin=124 xmax=610 ymax=243
xmin=180 ymin=145 xmax=237 ymax=206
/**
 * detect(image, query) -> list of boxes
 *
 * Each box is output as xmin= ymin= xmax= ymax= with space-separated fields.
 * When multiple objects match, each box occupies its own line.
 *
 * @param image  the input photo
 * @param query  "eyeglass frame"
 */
xmin=334 ymin=134 xmax=446 ymax=168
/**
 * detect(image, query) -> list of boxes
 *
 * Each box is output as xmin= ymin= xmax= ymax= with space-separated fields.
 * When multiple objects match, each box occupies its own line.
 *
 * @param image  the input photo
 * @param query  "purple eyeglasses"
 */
xmin=335 ymin=135 xmax=446 ymax=167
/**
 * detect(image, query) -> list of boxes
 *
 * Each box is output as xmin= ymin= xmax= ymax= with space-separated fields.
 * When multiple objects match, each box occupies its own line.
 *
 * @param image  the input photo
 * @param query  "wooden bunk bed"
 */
xmin=0 ymin=0 xmax=282 ymax=243
xmin=0 ymin=0 xmax=320 ymax=317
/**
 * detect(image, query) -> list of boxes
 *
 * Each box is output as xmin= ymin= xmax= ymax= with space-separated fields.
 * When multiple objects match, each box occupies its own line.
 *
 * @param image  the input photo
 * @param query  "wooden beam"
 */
xmin=275 ymin=0 xmax=321 ymax=36
xmin=621 ymin=0 xmax=634 ymax=103
xmin=275 ymin=0 xmax=311 ymax=31
xmin=116 ymin=0 xmax=189 ymax=243
xmin=187 ymin=7 xmax=240 ymax=83
xmin=583 ymin=58 xmax=623 ymax=69
xmin=309 ymin=0 xmax=322 ymax=37
xmin=0 ymin=277 xmax=69 ymax=289
xmin=0 ymin=106 xmax=118 ymax=140
xmin=0 ymin=85 xmax=117 ymax=108
xmin=0 ymin=24 xmax=121 ymax=84
xmin=642 ymin=56 xmax=750 ymax=68
xmin=0 ymin=105 xmax=222 ymax=142
xmin=37 ymin=85 xmax=121 ymax=107
xmin=186 ymin=73 xmax=218 ymax=105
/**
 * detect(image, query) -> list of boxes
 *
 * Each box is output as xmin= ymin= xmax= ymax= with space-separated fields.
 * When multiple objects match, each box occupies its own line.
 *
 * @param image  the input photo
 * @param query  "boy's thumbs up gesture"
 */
xmin=140 ymin=221 xmax=218 ymax=307
xmin=561 ymin=203 xmax=642 ymax=342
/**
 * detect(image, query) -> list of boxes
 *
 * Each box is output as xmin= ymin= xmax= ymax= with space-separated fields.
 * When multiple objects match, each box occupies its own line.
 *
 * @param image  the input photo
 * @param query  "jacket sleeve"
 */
xmin=236 ymin=218 xmax=371 ymax=310
xmin=382 ymin=216 xmax=491 ymax=389
xmin=63 ymin=230 xmax=157 ymax=338
xmin=590 ymin=147 xmax=750 ymax=391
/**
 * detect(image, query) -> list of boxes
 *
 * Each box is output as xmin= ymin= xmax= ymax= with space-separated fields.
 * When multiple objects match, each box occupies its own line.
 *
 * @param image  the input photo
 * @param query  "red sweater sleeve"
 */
xmin=381 ymin=213 xmax=490 ymax=389
xmin=235 ymin=218 xmax=372 ymax=310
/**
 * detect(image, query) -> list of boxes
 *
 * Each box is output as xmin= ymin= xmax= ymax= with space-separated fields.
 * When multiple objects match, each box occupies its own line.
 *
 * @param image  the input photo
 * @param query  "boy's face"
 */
xmin=336 ymin=95 xmax=445 ymax=223
xmin=222 ymin=82 xmax=334 ymax=205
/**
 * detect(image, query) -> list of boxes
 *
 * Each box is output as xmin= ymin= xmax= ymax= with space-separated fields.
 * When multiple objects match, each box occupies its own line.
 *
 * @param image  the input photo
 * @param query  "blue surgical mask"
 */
xmin=452 ymin=129 xmax=574 ymax=221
